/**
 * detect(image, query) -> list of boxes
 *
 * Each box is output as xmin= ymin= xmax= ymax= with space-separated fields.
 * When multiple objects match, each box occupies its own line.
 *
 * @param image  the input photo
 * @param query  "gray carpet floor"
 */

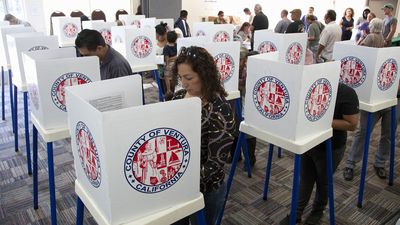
xmin=0 ymin=76 xmax=399 ymax=225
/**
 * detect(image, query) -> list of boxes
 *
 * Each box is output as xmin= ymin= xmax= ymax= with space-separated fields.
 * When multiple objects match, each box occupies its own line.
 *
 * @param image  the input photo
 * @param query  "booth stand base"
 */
xmin=75 ymin=180 xmax=207 ymax=225
xmin=31 ymin=114 xmax=70 ymax=225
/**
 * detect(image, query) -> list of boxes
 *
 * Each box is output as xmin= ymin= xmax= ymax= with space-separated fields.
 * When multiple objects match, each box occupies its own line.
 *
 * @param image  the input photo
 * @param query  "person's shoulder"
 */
xmin=338 ymin=83 xmax=357 ymax=97
xmin=172 ymin=89 xmax=186 ymax=100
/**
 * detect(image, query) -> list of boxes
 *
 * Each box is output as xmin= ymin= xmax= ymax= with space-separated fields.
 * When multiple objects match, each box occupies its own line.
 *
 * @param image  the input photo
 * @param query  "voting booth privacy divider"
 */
xmin=140 ymin=18 xmax=156 ymax=29
xmin=0 ymin=21 xmax=9 ymax=26
xmin=244 ymin=53 xmax=340 ymax=153
xmin=7 ymin=33 xmax=59 ymax=91
xmin=111 ymin=26 xmax=156 ymax=68
xmin=192 ymin=22 xmax=234 ymax=42
xmin=66 ymin=75 xmax=201 ymax=224
xmin=155 ymin=18 xmax=174 ymax=31
xmin=119 ymin=15 xmax=145 ymax=27
xmin=82 ymin=21 xmax=118 ymax=46
xmin=0 ymin=26 xmax=36 ymax=68
xmin=333 ymin=42 xmax=400 ymax=107
xmin=22 ymin=47 xmax=100 ymax=130
xmin=52 ymin=17 xmax=81 ymax=47
xmin=254 ymin=30 xmax=307 ymax=65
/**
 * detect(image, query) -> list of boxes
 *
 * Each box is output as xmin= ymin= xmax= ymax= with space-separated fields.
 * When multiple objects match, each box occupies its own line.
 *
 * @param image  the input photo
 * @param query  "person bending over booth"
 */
xmin=171 ymin=46 xmax=236 ymax=225
xmin=75 ymin=29 xmax=132 ymax=80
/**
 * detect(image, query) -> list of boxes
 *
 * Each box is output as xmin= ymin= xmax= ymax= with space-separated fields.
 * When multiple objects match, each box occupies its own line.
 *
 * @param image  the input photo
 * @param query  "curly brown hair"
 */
xmin=172 ymin=46 xmax=227 ymax=102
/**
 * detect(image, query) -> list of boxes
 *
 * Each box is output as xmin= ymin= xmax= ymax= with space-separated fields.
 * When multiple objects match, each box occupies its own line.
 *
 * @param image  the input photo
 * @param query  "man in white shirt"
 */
xmin=316 ymin=10 xmax=341 ymax=62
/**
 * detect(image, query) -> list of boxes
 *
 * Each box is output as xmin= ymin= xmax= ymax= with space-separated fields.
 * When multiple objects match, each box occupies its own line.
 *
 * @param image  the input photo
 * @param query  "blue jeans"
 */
xmin=173 ymin=182 xmax=227 ymax=225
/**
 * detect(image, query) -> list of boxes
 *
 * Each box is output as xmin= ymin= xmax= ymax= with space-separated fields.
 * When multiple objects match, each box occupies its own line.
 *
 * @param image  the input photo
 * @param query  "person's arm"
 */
xmin=316 ymin=44 xmax=325 ymax=62
xmin=332 ymin=113 xmax=359 ymax=131
xmin=339 ymin=18 xmax=344 ymax=28
xmin=274 ymin=21 xmax=282 ymax=33
xmin=385 ymin=21 xmax=397 ymax=45
xmin=200 ymin=100 xmax=235 ymax=191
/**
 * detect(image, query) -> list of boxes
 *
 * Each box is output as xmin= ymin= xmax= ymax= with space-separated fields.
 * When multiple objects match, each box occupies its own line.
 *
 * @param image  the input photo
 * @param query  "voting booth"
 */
xmin=155 ymin=18 xmax=174 ymax=31
xmin=244 ymin=53 xmax=340 ymax=153
xmin=192 ymin=22 xmax=214 ymax=37
xmin=66 ymin=76 xmax=201 ymax=224
xmin=22 ymin=48 xmax=100 ymax=130
xmin=119 ymin=15 xmax=145 ymax=27
xmin=0 ymin=21 xmax=9 ymax=26
xmin=0 ymin=26 xmax=35 ymax=68
xmin=177 ymin=36 xmax=208 ymax=51
xmin=111 ymin=26 xmax=156 ymax=68
xmin=52 ymin=17 xmax=81 ymax=47
xmin=7 ymin=33 xmax=59 ymax=91
xmin=82 ymin=21 xmax=117 ymax=45
xmin=140 ymin=18 xmax=156 ymax=29
xmin=333 ymin=42 xmax=400 ymax=109
xmin=254 ymin=30 xmax=307 ymax=65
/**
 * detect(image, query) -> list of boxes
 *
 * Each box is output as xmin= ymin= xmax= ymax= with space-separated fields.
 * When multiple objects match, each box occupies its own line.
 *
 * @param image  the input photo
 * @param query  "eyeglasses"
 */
xmin=179 ymin=46 xmax=198 ymax=59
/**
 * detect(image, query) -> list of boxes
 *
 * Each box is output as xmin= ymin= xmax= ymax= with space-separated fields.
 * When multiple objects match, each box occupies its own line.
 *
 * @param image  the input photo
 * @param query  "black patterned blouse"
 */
xmin=172 ymin=89 xmax=236 ymax=193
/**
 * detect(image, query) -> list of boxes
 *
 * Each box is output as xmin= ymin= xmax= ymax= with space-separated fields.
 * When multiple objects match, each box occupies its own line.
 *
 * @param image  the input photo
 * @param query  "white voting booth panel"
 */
xmin=0 ymin=21 xmax=9 ymax=26
xmin=0 ymin=25 xmax=35 ymax=68
xmin=7 ymin=33 xmax=59 ymax=91
xmin=22 ymin=48 xmax=100 ymax=130
xmin=111 ymin=26 xmax=156 ymax=67
xmin=204 ymin=41 xmax=240 ymax=93
xmin=244 ymin=54 xmax=340 ymax=153
xmin=192 ymin=22 xmax=213 ymax=37
xmin=333 ymin=42 xmax=400 ymax=109
xmin=177 ymin=36 xmax=208 ymax=52
xmin=254 ymin=30 xmax=307 ymax=65
xmin=119 ymin=15 xmax=145 ymax=27
xmin=155 ymin=19 xmax=174 ymax=31
xmin=66 ymin=76 xmax=201 ymax=225
xmin=82 ymin=21 xmax=118 ymax=46
xmin=52 ymin=17 xmax=81 ymax=47
xmin=210 ymin=24 xmax=234 ymax=42
xmin=140 ymin=18 xmax=156 ymax=29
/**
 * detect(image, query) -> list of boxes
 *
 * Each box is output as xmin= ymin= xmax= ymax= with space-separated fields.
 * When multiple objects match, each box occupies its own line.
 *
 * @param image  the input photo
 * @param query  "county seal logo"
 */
xmin=285 ymin=42 xmax=303 ymax=64
xmin=377 ymin=58 xmax=398 ymax=91
xmin=51 ymin=72 xmax=92 ymax=112
xmin=304 ymin=78 xmax=332 ymax=122
xmin=76 ymin=121 xmax=101 ymax=188
xmin=214 ymin=53 xmax=235 ymax=82
xmin=196 ymin=30 xmax=206 ymax=36
xmin=213 ymin=31 xmax=230 ymax=42
xmin=253 ymin=76 xmax=290 ymax=120
xmin=63 ymin=23 xmax=78 ymax=38
xmin=131 ymin=36 xmax=153 ymax=58
xmin=124 ymin=128 xmax=190 ymax=194
xmin=339 ymin=56 xmax=366 ymax=88
xmin=28 ymin=46 xmax=49 ymax=52
xmin=99 ymin=28 xmax=112 ymax=45
xmin=257 ymin=41 xmax=277 ymax=54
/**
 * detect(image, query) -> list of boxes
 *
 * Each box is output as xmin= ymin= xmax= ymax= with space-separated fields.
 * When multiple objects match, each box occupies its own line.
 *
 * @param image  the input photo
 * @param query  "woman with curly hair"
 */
xmin=171 ymin=46 xmax=236 ymax=225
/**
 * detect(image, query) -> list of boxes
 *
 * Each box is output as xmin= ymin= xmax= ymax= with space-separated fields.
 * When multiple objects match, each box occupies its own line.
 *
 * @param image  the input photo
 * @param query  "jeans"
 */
xmin=296 ymin=145 xmax=345 ymax=218
xmin=345 ymin=109 xmax=392 ymax=169
xmin=173 ymin=182 xmax=227 ymax=225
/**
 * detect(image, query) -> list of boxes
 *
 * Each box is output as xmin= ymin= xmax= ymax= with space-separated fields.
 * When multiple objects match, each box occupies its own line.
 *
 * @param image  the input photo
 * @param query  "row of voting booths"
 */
xmin=0 ymin=11 xmax=399 ymax=225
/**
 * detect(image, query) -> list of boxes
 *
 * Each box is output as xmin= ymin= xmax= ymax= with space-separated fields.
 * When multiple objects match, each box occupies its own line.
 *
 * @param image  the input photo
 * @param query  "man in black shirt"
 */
xmin=251 ymin=4 xmax=269 ymax=50
xmin=280 ymin=83 xmax=359 ymax=225
xmin=286 ymin=9 xmax=305 ymax=33
xmin=75 ymin=29 xmax=133 ymax=80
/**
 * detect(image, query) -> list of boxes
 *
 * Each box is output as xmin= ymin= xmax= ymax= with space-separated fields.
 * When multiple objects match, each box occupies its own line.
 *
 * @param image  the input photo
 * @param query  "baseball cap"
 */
xmin=382 ymin=3 xmax=394 ymax=9
xmin=290 ymin=9 xmax=302 ymax=15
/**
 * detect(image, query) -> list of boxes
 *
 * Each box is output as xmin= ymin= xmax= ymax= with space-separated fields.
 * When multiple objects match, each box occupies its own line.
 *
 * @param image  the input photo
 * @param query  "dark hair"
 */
xmin=309 ymin=6 xmax=314 ymax=10
xmin=282 ymin=9 xmax=288 ymax=16
xmin=239 ymin=22 xmax=251 ymax=32
xmin=362 ymin=8 xmax=370 ymax=19
xmin=80 ymin=15 xmax=89 ymax=22
xmin=243 ymin=8 xmax=250 ymax=13
xmin=75 ymin=29 xmax=106 ymax=51
xmin=218 ymin=11 xmax=224 ymax=16
xmin=155 ymin=22 xmax=168 ymax=36
xmin=325 ymin=9 xmax=337 ymax=21
xmin=173 ymin=46 xmax=227 ymax=101
xmin=343 ymin=8 xmax=354 ymax=17
xmin=180 ymin=10 xmax=188 ymax=18
xmin=136 ymin=4 xmax=142 ymax=15
xmin=167 ymin=31 xmax=178 ymax=43
xmin=306 ymin=14 xmax=316 ymax=21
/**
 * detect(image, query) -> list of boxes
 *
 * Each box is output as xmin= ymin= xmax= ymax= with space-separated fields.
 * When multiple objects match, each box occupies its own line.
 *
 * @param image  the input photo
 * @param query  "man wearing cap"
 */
xmin=316 ymin=9 xmax=341 ymax=62
xmin=382 ymin=3 xmax=397 ymax=47
xmin=286 ymin=9 xmax=305 ymax=33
